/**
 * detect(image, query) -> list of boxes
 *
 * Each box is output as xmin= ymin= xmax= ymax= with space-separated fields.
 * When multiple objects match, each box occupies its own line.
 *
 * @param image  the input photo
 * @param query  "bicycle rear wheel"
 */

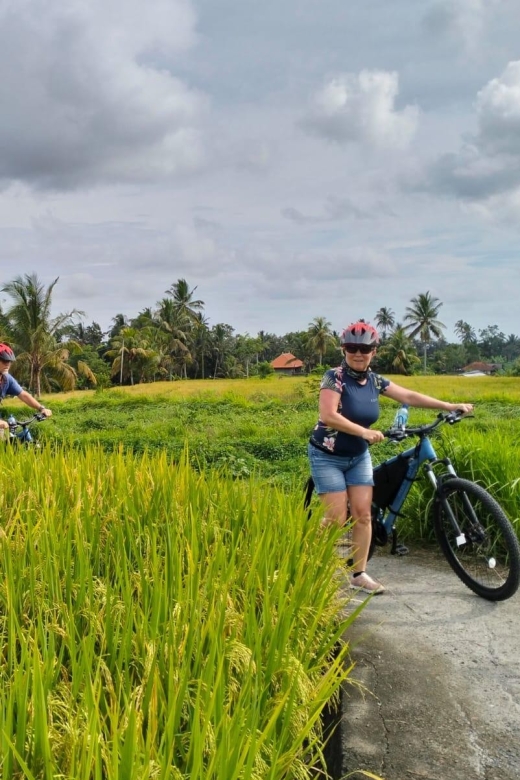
xmin=434 ymin=478 xmax=520 ymax=601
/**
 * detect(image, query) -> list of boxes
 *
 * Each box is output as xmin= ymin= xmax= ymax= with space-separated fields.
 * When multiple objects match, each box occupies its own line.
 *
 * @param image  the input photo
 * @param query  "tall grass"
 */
xmin=0 ymin=445 xmax=358 ymax=779
xmin=441 ymin=426 xmax=520 ymax=536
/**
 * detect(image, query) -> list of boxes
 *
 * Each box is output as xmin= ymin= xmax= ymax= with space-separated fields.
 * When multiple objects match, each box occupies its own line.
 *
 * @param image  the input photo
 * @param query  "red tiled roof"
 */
xmin=462 ymin=362 xmax=500 ymax=372
xmin=271 ymin=352 xmax=304 ymax=369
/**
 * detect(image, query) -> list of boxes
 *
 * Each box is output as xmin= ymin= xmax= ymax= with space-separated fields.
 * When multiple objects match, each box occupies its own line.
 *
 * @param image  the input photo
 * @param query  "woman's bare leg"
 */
xmin=318 ymin=491 xmax=348 ymax=528
xmin=347 ymin=485 xmax=373 ymax=573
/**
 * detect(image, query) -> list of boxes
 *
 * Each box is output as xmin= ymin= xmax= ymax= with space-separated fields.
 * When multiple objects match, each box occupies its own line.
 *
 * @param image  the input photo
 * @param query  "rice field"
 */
xmin=1 ymin=374 xmax=519 ymax=777
xmin=0 ymin=444 xmax=358 ymax=779
xmin=22 ymin=374 xmax=520 ymax=538
xmin=41 ymin=373 xmax=520 ymax=405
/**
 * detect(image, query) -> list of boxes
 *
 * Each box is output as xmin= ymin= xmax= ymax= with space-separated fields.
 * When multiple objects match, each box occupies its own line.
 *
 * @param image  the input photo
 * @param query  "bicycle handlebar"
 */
xmin=383 ymin=410 xmax=472 ymax=441
xmin=8 ymin=412 xmax=47 ymax=429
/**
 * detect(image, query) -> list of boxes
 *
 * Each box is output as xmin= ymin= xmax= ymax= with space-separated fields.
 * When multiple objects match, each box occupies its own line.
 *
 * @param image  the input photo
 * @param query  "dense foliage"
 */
xmin=1 ymin=274 xmax=520 ymax=393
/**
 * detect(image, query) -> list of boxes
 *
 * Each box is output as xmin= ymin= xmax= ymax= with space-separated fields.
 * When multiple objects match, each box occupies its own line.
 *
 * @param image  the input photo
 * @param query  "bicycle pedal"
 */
xmin=392 ymin=543 xmax=409 ymax=556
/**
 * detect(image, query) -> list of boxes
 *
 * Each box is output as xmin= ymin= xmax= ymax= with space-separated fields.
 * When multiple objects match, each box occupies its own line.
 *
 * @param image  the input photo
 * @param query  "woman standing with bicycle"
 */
xmin=0 ymin=344 xmax=52 ymax=434
xmin=308 ymin=320 xmax=473 ymax=594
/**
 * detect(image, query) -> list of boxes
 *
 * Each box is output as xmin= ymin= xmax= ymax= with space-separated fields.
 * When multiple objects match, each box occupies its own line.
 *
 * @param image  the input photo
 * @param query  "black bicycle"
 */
xmin=306 ymin=412 xmax=520 ymax=602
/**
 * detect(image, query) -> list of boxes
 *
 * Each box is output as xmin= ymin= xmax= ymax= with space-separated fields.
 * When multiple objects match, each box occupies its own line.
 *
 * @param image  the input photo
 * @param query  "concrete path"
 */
xmin=339 ymin=548 xmax=520 ymax=780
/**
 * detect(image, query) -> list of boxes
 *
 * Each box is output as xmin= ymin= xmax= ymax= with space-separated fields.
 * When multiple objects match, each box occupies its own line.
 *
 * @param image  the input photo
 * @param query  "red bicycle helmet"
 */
xmin=0 ymin=344 xmax=16 ymax=361
xmin=340 ymin=320 xmax=379 ymax=346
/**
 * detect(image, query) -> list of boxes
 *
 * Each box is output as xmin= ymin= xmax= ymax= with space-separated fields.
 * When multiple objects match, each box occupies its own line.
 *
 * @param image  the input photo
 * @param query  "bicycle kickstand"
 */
xmin=390 ymin=528 xmax=410 ymax=557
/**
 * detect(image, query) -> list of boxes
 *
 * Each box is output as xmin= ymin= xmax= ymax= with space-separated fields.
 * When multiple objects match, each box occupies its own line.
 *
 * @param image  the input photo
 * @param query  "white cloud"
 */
xmin=301 ymin=70 xmax=419 ymax=149
xmin=476 ymin=61 xmax=520 ymax=155
xmin=0 ymin=0 xmax=206 ymax=189
xmin=419 ymin=61 xmax=520 ymax=212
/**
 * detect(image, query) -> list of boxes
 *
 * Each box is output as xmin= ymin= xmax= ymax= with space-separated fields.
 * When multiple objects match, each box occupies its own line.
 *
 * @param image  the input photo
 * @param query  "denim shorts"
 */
xmin=308 ymin=442 xmax=374 ymax=494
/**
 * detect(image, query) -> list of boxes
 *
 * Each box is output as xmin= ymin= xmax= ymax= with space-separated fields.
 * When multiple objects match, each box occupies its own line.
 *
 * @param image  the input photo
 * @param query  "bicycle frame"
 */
xmin=369 ymin=412 xmax=520 ymax=601
xmin=374 ymin=434 xmax=457 ymax=537
xmin=6 ymin=413 xmax=45 ymax=446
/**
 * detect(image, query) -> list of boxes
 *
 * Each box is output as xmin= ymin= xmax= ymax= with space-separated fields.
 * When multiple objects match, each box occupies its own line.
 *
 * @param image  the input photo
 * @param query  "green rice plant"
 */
xmin=0 ymin=444 xmax=360 ymax=779
xmin=439 ymin=426 xmax=520 ymax=537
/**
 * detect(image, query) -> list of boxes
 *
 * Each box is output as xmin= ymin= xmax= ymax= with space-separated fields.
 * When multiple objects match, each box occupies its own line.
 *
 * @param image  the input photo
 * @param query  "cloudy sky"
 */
xmin=1 ymin=0 xmax=520 ymax=339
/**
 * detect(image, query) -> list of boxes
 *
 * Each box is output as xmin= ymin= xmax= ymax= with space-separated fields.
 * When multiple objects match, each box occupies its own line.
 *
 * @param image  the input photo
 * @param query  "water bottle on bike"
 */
xmin=392 ymin=404 xmax=409 ymax=431
xmin=7 ymin=414 xmax=16 ymax=440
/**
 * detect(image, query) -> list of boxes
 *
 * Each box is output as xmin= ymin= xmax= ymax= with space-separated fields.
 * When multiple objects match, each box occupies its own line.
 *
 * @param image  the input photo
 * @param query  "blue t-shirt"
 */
xmin=0 ymin=373 xmax=23 ymax=400
xmin=310 ymin=365 xmax=389 ymax=456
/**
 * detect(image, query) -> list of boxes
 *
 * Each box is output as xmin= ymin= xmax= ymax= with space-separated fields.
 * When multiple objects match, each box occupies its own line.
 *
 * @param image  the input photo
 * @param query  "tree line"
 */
xmin=1 ymin=275 xmax=519 ymax=396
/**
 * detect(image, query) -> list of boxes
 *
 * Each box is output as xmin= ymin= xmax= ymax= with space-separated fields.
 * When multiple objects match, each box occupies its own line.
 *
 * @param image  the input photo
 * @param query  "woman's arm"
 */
xmin=384 ymin=382 xmax=473 ymax=414
xmin=319 ymin=389 xmax=384 ymax=444
xmin=17 ymin=390 xmax=52 ymax=417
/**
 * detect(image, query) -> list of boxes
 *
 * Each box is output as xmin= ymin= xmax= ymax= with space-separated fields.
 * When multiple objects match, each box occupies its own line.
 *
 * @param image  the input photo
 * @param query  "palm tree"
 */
xmin=131 ymin=307 xmax=157 ymax=330
xmin=109 ymin=313 xmax=128 ymax=339
xmin=235 ymin=334 xmax=259 ymax=378
xmin=165 ymin=279 xmax=204 ymax=323
xmin=105 ymin=327 xmax=157 ymax=385
xmin=404 ymin=292 xmax=445 ymax=372
xmin=0 ymin=302 xmax=11 ymax=341
xmin=375 ymin=307 xmax=396 ymax=341
xmin=156 ymin=298 xmax=191 ymax=379
xmin=307 ymin=316 xmax=336 ymax=366
xmin=211 ymin=323 xmax=234 ymax=379
xmin=376 ymin=325 xmax=420 ymax=375
xmin=255 ymin=331 xmax=269 ymax=364
xmin=503 ymin=334 xmax=520 ymax=363
xmin=454 ymin=320 xmax=476 ymax=345
xmin=2 ymin=273 xmax=83 ymax=395
xmin=193 ymin=312 xmax=211 ymax=379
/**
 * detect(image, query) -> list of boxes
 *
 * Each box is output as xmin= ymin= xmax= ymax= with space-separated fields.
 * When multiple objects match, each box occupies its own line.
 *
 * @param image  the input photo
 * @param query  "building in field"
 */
xmin=271 ymin=353 xmax=304 ymax=375
xmin=461 ymin=361 xmax=501 ymax=376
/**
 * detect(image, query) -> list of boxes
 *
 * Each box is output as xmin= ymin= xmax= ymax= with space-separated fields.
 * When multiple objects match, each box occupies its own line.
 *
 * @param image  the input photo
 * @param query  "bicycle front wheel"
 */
xmin=434 ymin=478 xmax=520 ymax=601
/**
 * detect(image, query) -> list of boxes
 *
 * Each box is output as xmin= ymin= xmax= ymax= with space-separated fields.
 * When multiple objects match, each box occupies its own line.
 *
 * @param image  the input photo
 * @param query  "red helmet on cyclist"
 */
xmin=0 ymin=344 xmax=15 ymax=362
xmin=340 ymin=320 xmax=379 ymax=347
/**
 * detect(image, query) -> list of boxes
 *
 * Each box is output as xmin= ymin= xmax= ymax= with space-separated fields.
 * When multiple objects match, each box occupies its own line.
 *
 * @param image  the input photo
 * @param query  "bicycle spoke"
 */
xmin=435 ymin=478 xmax=520 ymax=601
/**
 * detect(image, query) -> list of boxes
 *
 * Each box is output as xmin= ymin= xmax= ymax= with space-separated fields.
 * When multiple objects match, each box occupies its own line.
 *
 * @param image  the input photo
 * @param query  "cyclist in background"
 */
xmin=0 ymin=344 xmax=52 ymax=435
xmin=308 ymin=320 xmax=473 ymax=594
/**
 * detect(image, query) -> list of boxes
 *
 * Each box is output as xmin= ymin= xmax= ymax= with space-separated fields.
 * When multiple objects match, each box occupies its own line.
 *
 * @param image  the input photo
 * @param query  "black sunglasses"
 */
xmin=344 ymin=344 xmax=374 ymax=355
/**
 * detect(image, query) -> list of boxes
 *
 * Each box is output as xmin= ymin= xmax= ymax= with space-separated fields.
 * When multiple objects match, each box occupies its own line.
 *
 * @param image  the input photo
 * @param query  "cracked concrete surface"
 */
xmin=339 ymin=548 xmax=520 ymax=780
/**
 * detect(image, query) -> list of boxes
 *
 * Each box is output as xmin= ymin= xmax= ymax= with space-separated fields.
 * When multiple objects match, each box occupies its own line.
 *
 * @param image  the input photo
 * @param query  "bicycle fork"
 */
xmin=424 ymin=459 xmax=470 ymax=547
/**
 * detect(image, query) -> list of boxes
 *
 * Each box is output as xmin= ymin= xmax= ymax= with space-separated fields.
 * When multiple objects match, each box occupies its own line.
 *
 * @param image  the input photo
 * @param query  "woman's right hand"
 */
xmin=362 ymin=428 xmax=385 ymax=445
xmin=0 ymin=420 xmax=8 ymax=430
